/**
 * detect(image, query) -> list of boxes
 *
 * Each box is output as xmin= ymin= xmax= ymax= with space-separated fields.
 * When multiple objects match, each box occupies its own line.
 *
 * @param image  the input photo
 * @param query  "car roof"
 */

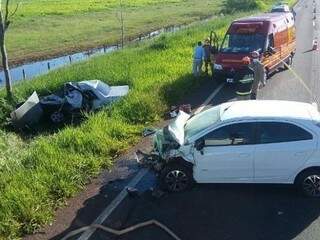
xmin=236 ymin=12 xmax=287 ymax=23
xmin=219 ymin=100 xmax=320 ymax=122
xmin=271 ymin=4 xmax=290 ymax=12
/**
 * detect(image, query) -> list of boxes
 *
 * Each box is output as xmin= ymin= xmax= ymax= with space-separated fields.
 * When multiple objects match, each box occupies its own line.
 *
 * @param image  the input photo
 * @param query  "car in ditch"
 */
xmin=10 ymin=80 xmax=129 ymax=127
xmin=146 ymin=100 xmax=320 ymax=198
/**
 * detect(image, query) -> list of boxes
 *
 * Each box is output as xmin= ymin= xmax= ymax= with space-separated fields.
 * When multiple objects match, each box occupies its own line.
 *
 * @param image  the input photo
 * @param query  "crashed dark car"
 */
xmin=10 ymin=80 xmax=129 ymax=128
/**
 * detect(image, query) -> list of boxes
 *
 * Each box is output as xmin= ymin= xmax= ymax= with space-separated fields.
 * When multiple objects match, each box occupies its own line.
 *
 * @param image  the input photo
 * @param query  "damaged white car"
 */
xmin=142 ymin=100 xmax=320 ymax=198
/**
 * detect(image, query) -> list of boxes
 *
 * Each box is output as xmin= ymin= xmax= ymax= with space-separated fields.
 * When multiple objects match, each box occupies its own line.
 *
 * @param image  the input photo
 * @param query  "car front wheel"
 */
xmin=160 ymin=164 xmax=193 ymax=192
xmin=284 ymin=55 xmax=293 ymax=70
xmin=296 ymin=170 xmax=320 ymax=198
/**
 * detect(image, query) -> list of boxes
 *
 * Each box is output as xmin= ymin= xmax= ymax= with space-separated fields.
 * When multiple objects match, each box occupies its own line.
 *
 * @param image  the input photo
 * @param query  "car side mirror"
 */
xmin=195 ymin=139 xmax=205 ymax=152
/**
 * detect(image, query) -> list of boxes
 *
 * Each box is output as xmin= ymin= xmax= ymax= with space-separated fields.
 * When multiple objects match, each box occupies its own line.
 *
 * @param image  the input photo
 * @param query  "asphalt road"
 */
xmin=45 ymin=1 xmax=320 ymax=240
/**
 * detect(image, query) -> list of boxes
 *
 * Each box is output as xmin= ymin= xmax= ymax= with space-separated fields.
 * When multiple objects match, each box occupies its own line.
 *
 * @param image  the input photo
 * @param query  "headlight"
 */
xmin=214 ymin=64 xmax=223 ymax=70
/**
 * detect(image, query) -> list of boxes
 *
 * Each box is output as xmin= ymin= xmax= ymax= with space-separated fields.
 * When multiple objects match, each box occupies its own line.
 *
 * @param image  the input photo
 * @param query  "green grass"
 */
xmin=7 ymin=0 xmax=222 ymax=65
xmin=0 ymin=12 xmax=240 ymax=239
xmin=0 ymin=0 xmax=297 ymax=238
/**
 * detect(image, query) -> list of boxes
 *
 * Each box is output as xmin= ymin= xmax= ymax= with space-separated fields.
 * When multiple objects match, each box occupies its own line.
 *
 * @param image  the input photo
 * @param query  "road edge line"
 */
xmin=78 ymin=168 xmax=149 ymax=240
xmin=194 ymin=83 xmax=225 ymax=115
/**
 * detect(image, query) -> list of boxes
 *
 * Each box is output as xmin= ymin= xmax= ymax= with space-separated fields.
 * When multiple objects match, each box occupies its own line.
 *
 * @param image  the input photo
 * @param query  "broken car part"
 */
xmin=169 ymin=104 xmax=192 ymax=118
xmin=10 ymin=91 xmax=43 ymax=129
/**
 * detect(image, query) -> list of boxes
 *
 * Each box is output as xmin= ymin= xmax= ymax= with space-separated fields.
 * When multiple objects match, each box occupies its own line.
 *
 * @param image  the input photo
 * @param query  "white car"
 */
xmin=271 ymin=4 xmax=291 ymax=13
xmin=152 ymin=100 xmax=320 ymax=197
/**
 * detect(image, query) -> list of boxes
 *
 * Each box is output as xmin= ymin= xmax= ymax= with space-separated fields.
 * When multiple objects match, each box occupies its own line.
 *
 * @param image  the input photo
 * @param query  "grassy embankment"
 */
xmin=0 ymin=0 xmax=296 ymax=238
xmin=0 ymin=14 xmax=237 ymax=240
xmin=7 ymin=0 xmax=221 ymax=65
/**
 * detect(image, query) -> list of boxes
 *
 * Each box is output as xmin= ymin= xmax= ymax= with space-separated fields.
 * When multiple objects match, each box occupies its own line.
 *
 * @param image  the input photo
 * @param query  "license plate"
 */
xmin=226 ymin=78 xmax=234 ymax=83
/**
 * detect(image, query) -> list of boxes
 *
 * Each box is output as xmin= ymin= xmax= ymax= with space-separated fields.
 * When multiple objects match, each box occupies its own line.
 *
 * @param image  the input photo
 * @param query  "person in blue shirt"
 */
xmin=193 ymin=41 xmax=204 ymax=77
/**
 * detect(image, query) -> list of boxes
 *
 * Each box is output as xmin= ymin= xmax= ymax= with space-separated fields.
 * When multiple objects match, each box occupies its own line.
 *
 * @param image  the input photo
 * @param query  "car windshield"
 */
xmin=220 ymin=33 xmax=265 ymax=53
xmin=271 ymin=8 xmax=286 ymax=12
xmin=184 ymin=105 xmax=221 ymax=140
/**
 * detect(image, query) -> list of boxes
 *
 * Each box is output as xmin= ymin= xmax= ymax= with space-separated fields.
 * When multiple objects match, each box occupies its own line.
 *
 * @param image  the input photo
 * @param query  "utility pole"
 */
xmin=117 ymin=0 xmax=125 ymax=49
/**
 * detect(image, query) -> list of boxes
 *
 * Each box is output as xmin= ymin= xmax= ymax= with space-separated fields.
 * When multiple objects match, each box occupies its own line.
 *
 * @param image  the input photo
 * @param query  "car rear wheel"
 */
xmin=296 ymin=170 xmax=320 ymax=198
xmin=50 ymin=111 xmax=65 ymax=124
xmin=160 ymin=164 xmax=193 ymax=192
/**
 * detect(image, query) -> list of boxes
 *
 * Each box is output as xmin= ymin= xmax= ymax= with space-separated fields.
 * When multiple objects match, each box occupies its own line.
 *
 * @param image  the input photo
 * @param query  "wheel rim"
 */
xmin=51 ymin=112 xmax=64 ymax=123
xmin=165 ymin=170 xmax=188 ymax=192
xmin=303 ymin=175 xmax=320 ymax=197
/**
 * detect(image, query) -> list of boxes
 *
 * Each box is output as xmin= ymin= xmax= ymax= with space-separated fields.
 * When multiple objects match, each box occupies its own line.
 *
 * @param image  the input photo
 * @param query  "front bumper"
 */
xmin=135 ymin=150 xmax=164 ymax=172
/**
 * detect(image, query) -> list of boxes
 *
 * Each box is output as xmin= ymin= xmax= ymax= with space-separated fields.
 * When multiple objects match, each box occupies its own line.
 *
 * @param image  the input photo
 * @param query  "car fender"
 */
xmin=168 ymin=144 xmax=195 ymax=165
xmin=290 ymin=160 xmax=320 ymax=184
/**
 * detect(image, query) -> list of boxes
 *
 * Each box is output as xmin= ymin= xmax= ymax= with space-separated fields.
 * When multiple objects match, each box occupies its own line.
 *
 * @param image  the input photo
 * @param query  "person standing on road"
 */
xmin=249 ymin=51 xmax=266 ymax=100
xmin=193 ymin=41 xmax=204 ymax=77
xmin=203 ymin=38 xmax=212 ymax=75
xmin=235 ymin=56 xmax=254 ymax=100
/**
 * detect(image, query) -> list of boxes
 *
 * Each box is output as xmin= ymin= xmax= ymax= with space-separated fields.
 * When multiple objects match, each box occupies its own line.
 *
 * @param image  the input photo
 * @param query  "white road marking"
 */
xmin=78 ymin=168 xmax=149 ymax=240
xmin=194 ymin=83 xmax=226 ymax=114
xmin=77 ymin=81 xmax=226 ymax=240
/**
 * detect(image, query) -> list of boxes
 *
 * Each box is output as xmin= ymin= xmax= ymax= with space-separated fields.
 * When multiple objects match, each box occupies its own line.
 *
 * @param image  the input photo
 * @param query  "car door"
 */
xmin=193 ymin=122 xmax=257 ymax=183
xmin=254 ymin=121 xmax=316 ymax=183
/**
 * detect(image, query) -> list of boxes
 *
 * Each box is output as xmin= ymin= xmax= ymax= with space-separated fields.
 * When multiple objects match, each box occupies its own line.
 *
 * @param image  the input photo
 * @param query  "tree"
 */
xmin=0 ymin=0 xmax=19 ymax=97
xmin=116 ymin=0 xmax=125 ymax=49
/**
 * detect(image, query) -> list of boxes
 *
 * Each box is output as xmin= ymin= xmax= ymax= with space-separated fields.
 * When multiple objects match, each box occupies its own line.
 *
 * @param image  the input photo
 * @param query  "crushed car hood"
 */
xmin=167 ymin=111 xmax=190 ymax=145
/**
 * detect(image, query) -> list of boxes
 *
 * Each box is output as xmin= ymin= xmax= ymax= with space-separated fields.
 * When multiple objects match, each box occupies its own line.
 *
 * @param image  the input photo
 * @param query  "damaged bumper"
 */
xmin=135 ymin=150 xmax=164 ymax=172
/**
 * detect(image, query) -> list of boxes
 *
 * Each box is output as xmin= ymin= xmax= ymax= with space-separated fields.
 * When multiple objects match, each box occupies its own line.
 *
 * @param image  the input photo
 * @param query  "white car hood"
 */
xmin=168 ymin=111 xmax=191 ymax=145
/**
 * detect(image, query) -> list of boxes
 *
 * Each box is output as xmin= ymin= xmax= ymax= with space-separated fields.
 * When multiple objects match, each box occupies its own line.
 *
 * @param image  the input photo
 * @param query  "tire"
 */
xmin=50 ymin=111 xmax=65 ymax=124
xmin=284 ymin=55 xmax=293 ymax=70
xmin=159 ymin=163 xmax=194 ymax=192
xmin=296 ymin=169 xmax=320 ymax=198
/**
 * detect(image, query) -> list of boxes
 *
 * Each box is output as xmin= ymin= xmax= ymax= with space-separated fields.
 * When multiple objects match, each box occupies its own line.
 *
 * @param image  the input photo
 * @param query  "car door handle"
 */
xmin=294 ymin=151 xmax=307 ymax=157
xmin=239 ymin=153 xmax=250 ymax=158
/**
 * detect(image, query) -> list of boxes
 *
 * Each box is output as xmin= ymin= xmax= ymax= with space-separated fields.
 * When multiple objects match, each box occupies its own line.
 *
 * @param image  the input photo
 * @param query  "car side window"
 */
xmin=257 ymin=122 xmax=313 ymax=144
xmin=203 ymin=123 xmax=256 ymax=146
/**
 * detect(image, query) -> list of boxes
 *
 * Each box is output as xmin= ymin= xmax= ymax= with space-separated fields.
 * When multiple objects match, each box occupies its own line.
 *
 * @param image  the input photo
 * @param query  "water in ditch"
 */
xmin=0 ymin=24 xmax=188 ymax=86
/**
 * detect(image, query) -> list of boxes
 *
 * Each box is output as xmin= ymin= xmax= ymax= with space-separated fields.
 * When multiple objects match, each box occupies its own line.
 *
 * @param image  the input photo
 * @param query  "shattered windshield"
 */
xmin=185 ymin=105 xmax=221 ymax=140
xmin=221 ymin=33 xmax=265 ymax=53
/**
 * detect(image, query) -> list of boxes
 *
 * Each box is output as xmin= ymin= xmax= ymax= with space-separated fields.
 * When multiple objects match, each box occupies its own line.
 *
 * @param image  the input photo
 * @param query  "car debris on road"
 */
xmin=169 ymin=104 xmax=192 ymax=118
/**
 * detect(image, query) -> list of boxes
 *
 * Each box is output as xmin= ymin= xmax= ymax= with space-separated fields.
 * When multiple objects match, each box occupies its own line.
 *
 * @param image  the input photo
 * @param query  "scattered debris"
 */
xmin=135 ymin=150 xmax=163 ymax=171
xmin=151 ymin=187 xmax=166 ymax=199
xmin=277 ymin=211 xmax=284 ymax=215
xmin=169 ymin=104 xmax=192 ymax=118
xmin=126 ymin=187 xmax=140 ymax=197
xmin=142 ymin=128 xmax=157 ymax=137
xmin=10 ymin=91 xmax=43 ymax=129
